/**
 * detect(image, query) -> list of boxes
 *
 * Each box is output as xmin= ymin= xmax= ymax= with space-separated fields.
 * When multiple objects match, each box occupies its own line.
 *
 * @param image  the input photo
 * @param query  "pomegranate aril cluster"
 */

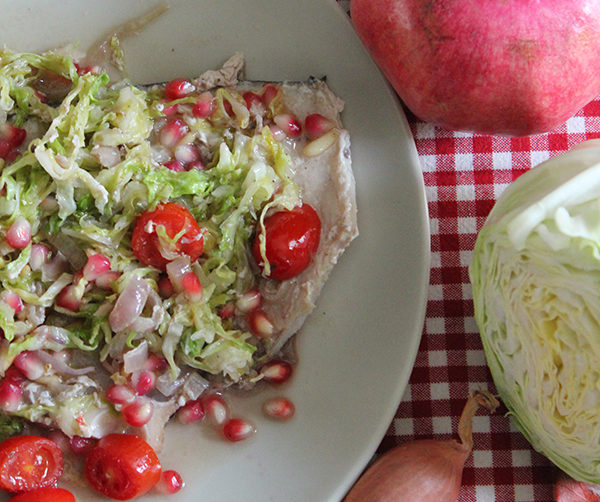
xmin=154 ymin=78 xmax=338 ymax=178
xmin=55 ymin=252 xmax=119 ymax=313
xmin=104 ymin=352 xmax=165 ymax=429
xmin=155 ymin=78 xmax=208 ymax=172
xmin=173 ymin=366 xmax=296 ymax=442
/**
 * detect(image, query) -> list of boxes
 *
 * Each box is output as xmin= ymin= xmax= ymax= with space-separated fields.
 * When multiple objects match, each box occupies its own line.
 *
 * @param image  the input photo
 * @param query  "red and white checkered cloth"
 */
xmin=335 ymin=3 xmax=600 ymax=499
xmin=374 ymin=100 xmax=600 ymax=501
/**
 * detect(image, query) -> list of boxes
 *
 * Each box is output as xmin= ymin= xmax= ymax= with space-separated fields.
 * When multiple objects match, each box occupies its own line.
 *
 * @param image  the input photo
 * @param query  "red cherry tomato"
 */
xmin=252 ymin=204 xmax=321 ymax=280
xmin=84 ymin=433 xmax=161 ymax=501
xmin=9 ymin=487 xmax=75 ymax=502
xmin=0 ymin=435 xmax=63 ymax=493
xmin=131 ymin=202 xmax=204 ymax=270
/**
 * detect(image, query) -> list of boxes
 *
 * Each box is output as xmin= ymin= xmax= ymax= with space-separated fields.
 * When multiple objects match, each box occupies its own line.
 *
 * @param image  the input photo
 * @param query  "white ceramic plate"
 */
xmin=0 ymin=1 xmax=430 ymax=500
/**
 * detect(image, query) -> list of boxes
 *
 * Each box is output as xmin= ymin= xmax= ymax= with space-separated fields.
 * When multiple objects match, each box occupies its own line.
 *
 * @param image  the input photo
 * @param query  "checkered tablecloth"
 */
xmin=374 ymin=100 xmax=600 ymax=501
xmin=336 ymin=3 xmax=600 ymax=499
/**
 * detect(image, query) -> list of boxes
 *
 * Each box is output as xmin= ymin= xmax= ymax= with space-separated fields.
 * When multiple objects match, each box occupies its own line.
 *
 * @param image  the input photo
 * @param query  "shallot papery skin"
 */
xmin=345 ymin=390 xmax=498 ymax=502
xmin=555 ymin=475 xmax=600 ymax=501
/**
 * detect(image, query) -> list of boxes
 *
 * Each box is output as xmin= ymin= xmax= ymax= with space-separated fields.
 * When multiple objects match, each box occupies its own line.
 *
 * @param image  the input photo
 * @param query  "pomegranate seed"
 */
xmin=0 ymin=123 xmax=24 ymax=161
xmin=105 ymin=384 xmax=136 ymax=405
xmin=158 ymin=275 xmax=175 ymax=298
xmin=34 ymin=90 xmax=47 ymax=103
xmin=203 ymin=393 xmax=229 ymax=426
xmin=304 ymin=113 xmax=335 ymax=139
xmin=273 ymin=114 xmax=302 ymax=138
xmin=223 ymin=100 xmax=234 ymax=117
xmin=6 ymin=216 xmax=31 ymax=249
xmin=4 ymin=366 xmax=24 ymax=384
xmin=218 ymin=303 xmax=235 ymax=320
xmin=83 ymin=253 xmax=111 ymax=281
xmin=75 ymin=63 xmax=98 ymax=75
xmin=13 ymin=351 xmax=44 ymax=380
xmin=243 ymin=91 xmax=263 ymax=111
xmin=55 ymin=285 xmax=80 ymax=310
xmin=69 ymin=435 xmax=97 ymax=455
xmin=156 ymin=469 xmax=185 ymax=495
xmin=174 ymin=143 xmax=200 ymax=164
xmin=95 ymin=270 xmax=121 ymax=290
xmin=248 ymin=308 xmax=274 ymax=338
xmin=4 ymin=150 xmax=19 ymax=162
xmin=236 ymin=289 xmax=261 ymax=313
xmin=192 ymin=92 xmax=215 ymax=118
xmin=164 ymin=78 xmax=195 ymax=100
xmin=165 ymin=160 xmax=185 ymax=171
xmin=222 ymin=417 xmax=255 ymax=442
xmin=30 ymin=243 xmax=51 ymax=271
xmin=0 ymin=378 xmax=21 ymax=412
xmin=260 ymin=359 xmax=293 ymax=384
xmin=134 ymin=370 xmax=156 ymax=396
xmin=177 ymin=399 xmax=205 ymax=424
xmin=1 ymin=290 xmax=23 ymax=315
xmin=161 ymin=102 xmax=178 ymax=116
xmin=261 ymin=84 xmax=279 ymax=107
xmin=263 ymin=397 xmax=295 ymax=420
xmin=0 ymin=141 xmax=11 ymax=160
xmin=1 ymin=124 xmax=26 ymax=148
xmin=56 ymin=285 xmax=82 ymax=311
xmin=122 ymin=398 xmax=154 ymax=427
xmin=181 ymin=272 xmax=203 ymax=301
xmin=160 ymin=118 xmax=189 ymax=148
xmin=144 ymin=353 xmax=168 ymax=373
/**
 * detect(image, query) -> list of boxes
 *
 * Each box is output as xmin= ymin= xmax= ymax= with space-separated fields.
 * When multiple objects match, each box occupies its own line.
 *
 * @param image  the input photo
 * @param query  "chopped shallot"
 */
xmin=166 ymin=256 xmax=192 ymax=292
xmin=38 ymin=350 xmax=94 ymax=376
xmin=109 ymin=275 xmax=151 ymax=332
xmin=92 ymin=145 xmax=122 ymax=167
xmin=123 ymin=340 xmax=149 ymax=375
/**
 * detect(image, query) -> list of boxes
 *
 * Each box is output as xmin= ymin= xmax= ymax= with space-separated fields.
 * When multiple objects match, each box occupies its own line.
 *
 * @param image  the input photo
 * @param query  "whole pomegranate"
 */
xmin=351 ymin=0 xmax=600 ymax=136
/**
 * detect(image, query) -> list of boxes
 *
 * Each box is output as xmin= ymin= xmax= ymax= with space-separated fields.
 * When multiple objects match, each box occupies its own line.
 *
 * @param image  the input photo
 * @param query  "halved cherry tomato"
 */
xmin=84 ymin=433 xmax=161 ymax=501
xmin=0 ymin=435 xmax=63 ymax=493
xmin=9 ymin=487 xmax=75 ymax=502
xmin=131 ymin=202 xmax=204 ymax=270
xmin=252 ymin=204 xmax=321 ymax=280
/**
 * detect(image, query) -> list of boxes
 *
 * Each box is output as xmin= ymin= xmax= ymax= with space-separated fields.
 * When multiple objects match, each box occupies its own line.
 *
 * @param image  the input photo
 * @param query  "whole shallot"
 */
xmin=345 ymin=390 xmax=499 ymax=502
xmin=555 ymin=474 xmax=600 ymax=502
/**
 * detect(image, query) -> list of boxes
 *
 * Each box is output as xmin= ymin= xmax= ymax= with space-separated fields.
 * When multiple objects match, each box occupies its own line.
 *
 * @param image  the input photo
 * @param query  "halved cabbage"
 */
xmin=469 ymin=144 xmax=600 ymax=483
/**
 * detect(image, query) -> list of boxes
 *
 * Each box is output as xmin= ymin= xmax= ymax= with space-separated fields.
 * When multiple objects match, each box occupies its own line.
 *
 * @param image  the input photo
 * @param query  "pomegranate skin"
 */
xmin=344 ymin=439 xmax=468 ymax=502
xmin=350 ymin=0 xmax=600 ymax=136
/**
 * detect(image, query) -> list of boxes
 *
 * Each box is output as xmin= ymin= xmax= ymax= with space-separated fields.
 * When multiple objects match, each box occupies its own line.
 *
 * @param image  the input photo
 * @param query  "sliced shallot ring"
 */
xmin=108 ymin=274 xmax=151 ymax=332
xmin=37 ymin=350 xmax=94 ymax=376
xmin=123 ymin=340 xmax=149 ymax=375
xmin=166 ymin=256 xmax=192 ymax=293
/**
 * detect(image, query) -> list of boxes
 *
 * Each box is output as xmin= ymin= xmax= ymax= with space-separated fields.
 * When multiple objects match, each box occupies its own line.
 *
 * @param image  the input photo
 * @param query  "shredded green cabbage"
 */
xmin=0 ymin=46 xmax=301 ymax=415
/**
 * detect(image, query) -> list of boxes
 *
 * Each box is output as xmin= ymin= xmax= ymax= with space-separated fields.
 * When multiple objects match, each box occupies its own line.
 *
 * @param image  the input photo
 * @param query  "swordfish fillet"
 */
xmin=257 ymin=84 xmax=358 ymax=354
xmin=206 ymin=52 xmax=358 ymax=356
xmin=0 ymin=49 xmax=357 ymax=452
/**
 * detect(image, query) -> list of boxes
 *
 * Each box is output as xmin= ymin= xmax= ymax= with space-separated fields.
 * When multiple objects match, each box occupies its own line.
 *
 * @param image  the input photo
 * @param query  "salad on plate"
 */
xmin=0 ymin=30 xmax=357 ymax=500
